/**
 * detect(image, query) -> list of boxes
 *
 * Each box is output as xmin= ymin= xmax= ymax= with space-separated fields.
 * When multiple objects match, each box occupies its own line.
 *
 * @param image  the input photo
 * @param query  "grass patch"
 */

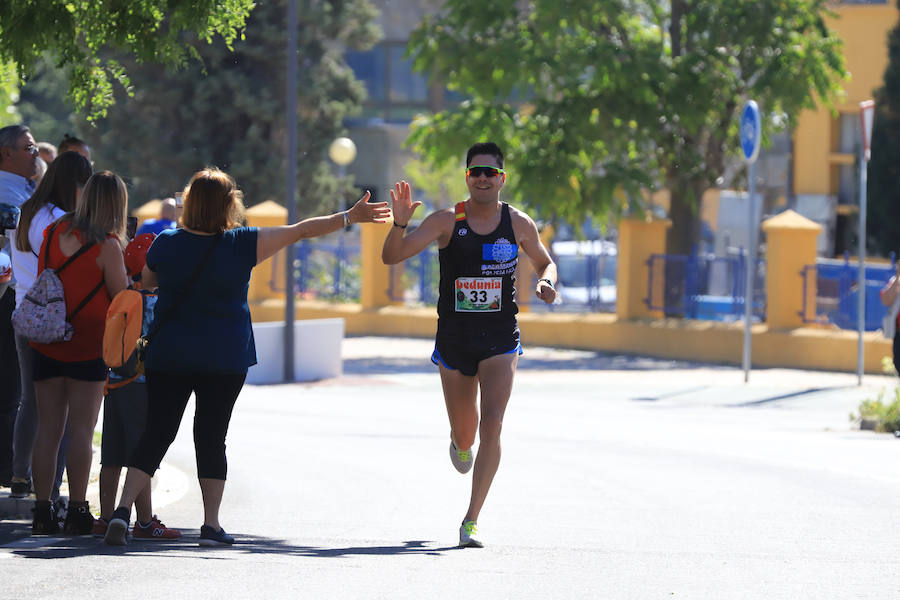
xmin=851 ymin=386 xmax=900 ymax=433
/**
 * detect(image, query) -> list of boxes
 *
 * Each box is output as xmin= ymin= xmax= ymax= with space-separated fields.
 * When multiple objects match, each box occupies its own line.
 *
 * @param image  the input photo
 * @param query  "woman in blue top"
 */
xmin=105 ymin=167 xmax=390 ymax=546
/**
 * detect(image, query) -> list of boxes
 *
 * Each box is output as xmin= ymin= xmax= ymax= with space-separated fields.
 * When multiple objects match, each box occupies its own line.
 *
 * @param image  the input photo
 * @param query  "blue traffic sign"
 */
xmin=741 ymin=101 xmax=761 ymax=164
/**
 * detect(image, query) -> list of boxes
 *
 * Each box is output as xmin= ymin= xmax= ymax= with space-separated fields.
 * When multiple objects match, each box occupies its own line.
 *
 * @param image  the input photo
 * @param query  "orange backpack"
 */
xmin=103 ymin=288 xmax=154 ymax=385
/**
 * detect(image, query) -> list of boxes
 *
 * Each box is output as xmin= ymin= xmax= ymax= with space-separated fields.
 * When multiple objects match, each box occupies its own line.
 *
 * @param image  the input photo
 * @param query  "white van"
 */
xmin=550 ymin=239 xmax=617 ymax=308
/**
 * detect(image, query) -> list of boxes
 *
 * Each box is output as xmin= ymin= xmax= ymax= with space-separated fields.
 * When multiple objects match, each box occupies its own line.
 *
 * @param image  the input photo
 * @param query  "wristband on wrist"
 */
xmin=343 ymin=211 xmax=351 ymax=228
xmin=538 ymin=277 xmax=554 ymax=288
xmin=393 ymin=221 xmax=408 ymax=229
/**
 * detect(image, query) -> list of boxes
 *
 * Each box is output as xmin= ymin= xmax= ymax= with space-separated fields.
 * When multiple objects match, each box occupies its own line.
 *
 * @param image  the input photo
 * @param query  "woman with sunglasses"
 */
xmin=382 ymin=141 xmax=558 ymax=548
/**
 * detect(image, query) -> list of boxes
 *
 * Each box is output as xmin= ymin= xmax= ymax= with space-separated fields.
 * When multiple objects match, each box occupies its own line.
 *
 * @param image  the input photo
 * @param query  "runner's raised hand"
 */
xmin=389 ymin=180 xmax=421 ymax=227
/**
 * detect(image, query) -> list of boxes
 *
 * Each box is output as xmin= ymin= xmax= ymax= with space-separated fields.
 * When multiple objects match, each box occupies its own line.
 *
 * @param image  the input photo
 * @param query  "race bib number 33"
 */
xmin=455 ymin=277 xmax=502 ymax=312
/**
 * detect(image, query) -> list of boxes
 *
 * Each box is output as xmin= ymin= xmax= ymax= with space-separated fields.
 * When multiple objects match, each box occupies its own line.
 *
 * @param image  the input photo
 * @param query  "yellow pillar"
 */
xmin=360 ymin=222 xmax=402 ymax=309
xmin=246 ymin=200 xmax=288 ymax=302
xmin=761 ymin=210 xmax=822 ymax=329
xmin=616 ymin=218 xmax=671 ymax=320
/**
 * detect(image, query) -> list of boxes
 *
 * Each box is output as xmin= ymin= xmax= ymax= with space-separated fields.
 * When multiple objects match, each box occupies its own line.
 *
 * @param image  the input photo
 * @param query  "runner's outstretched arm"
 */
xmin=382 ymin=180 xmax=451 ymax=264
xmin=257 ymin=191 xmax=389 ymax=263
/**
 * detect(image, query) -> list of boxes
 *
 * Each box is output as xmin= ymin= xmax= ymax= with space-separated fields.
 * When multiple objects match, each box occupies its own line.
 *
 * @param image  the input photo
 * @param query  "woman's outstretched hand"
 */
xmin=347 ymin=191 xmax=391 ymax=225
xmin=389 ymin=181 xmax=421 ymax=227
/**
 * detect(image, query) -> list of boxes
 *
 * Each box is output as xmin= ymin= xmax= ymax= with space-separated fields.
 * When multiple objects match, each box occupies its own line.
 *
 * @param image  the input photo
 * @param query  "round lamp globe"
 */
xmin=329 ymin=137 xmax=357 ymax=166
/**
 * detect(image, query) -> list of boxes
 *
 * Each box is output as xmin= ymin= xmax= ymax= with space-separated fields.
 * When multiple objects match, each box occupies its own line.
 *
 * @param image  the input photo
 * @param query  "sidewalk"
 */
xmin=0 ymin=443 xmax=102 ymax=520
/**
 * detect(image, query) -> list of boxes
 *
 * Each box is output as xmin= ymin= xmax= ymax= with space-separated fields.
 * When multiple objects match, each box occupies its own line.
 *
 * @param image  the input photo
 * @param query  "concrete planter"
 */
xmin=246 ymin=318 xmax=344 ymax=385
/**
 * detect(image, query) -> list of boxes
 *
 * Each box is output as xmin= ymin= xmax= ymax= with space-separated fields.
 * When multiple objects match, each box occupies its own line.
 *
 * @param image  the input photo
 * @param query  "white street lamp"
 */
xmin=329 ymin=136 xmax=357 ymax=166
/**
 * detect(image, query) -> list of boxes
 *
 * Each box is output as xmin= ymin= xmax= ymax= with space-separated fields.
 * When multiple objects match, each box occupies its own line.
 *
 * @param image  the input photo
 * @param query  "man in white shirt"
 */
xmin=0 ymin=124 xmax=41 ymax=487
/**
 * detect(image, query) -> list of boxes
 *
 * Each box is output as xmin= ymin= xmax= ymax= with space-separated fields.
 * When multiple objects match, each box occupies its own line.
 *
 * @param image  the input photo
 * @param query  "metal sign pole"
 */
xmin=740 ymin=100 xmax=761 ymax=383
xmin=857 ymin=99 xmax=875 ymax=386
xmin=284 ymin=0 xmax=298 ymax=382
xmin=742 ymin=165 xmax=756 ymax=383
xmin=743 ymin=163 xmax=756 ymax=383
xmin=856 ymin=146 xmax=867 ymax=386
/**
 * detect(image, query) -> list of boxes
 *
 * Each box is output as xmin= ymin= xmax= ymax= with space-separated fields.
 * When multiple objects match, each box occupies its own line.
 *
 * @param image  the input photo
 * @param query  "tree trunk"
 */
xmin=666 ymin=178 xmax=705 ymax=256
xmin=663 ymin=176 xmax=707 ymax=317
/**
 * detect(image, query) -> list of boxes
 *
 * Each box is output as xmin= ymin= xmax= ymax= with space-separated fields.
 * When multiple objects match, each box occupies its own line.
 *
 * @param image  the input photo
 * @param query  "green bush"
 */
xmin=852 ymin=387 xmax=900 ymax=433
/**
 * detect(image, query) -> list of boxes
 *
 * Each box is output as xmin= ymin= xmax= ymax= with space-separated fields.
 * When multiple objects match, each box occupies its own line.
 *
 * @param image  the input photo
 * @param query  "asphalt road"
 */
xmin=3 ymin=336 xmax=900 ymax=599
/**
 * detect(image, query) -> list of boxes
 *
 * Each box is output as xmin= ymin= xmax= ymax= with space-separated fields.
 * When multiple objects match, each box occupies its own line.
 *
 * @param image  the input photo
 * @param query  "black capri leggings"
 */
xmin=128 ymin=370 xmax=246 ymax=480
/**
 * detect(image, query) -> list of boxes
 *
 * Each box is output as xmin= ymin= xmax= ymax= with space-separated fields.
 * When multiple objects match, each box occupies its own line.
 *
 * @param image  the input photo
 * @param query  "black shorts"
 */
xmin=101 ymin=381 xmax=148 ymax=467
xmin=431 ymin=324 xmax=522 ymax=376
xmin=32 ymin=349 xmax=108 ymax=382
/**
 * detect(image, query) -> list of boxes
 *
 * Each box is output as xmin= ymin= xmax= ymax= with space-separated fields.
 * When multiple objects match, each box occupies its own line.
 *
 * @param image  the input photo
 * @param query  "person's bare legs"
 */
xmin=62 ymin=379 xmax=104 ymax=502
xmin=100 ymin=465 xmax=152 ymax=522
xmin=32 ymin=378 xmax=67 ymax=501
xmin=199 ymin=478 xmax=225 ymax=530
xmin=439 ymin=365 xmax=479 ymax=452
xmin=116 ymin=467 xmax=152 ymax=513
xmin=98 ymin=465 xmax=121 ymax=518
xmin=464 ymin=351 xmax=517 ymax=524
xmin=134 ymin=484 xmax=153 ymax=524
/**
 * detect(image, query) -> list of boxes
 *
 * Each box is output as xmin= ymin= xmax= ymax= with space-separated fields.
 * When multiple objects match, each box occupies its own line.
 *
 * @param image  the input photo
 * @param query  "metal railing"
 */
xmin=799 ymin=253 xmax=895 ymax=330
xmin=645 ymin=249 xmax=765 ymax=321
xmin=270 ymin=236 xmax=362 ymax=301
xmin=387 ymin=246 xmax=440 ymax=305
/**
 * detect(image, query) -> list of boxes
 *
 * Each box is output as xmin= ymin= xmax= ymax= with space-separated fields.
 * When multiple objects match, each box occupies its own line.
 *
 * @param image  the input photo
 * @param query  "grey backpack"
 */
xmin=12 ymin=221 xmax=103 ymax=344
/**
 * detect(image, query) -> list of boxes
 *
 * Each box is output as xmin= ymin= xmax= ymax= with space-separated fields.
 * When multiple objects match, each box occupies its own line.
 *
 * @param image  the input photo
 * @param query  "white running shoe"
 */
xmin=449 ymin=441 xmax=473 ymax=474
xmin=459 ymin=520 xmax=483 ymax=548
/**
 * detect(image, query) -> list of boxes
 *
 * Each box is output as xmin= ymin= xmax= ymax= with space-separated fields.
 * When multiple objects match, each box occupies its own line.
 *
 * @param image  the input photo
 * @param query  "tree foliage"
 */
xmin=0 ymin=0 xmax=254 ymax=120
xmin=408 ymin=0 xmax=846 ymax=253
xmin=0 ymin=61 xmax=20 ymax=126
xmin=17 ymin=0 xmax=380 ymax=217
xmin=868 ymin=1 xmax=900 ymax=258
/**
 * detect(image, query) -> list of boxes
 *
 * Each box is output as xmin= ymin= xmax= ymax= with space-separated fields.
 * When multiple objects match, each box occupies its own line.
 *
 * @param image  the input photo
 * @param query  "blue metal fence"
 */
xmin=271 ymin=236 xmax=362 ymax=301
xmin=273 ymin=236 xmax=898 ymax=333
xmin=645 ymin=249 xmax=765 ymax=321
xmin=387 ymin=246 xmax=440 ymax=305
xmin=799 ymin=253 xmax=895 ymax=330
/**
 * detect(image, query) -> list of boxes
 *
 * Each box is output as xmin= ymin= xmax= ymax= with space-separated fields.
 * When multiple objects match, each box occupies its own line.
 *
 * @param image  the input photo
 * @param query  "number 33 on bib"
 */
xmin=455 ymin=277 xmax=502 ymax=312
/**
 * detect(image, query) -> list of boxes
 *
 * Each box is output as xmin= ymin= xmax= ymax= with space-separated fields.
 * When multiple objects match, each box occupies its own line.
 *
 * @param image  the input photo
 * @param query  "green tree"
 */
xmin=18 ymin=0 xmax=380 ymax=216
xmin=869 ymin=1 xmax=900 ymax=258
xmin=408 ymin=1 xmax=846 ymax=254
xmin=0 ymin=61 xmax=21 ymax=126
xmin=0 ymin=1 xmax=254 ymax=120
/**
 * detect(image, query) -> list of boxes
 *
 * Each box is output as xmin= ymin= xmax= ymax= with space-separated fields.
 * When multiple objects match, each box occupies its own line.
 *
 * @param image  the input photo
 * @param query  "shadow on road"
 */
xmin=3 ymin=530 xmax=462 ymax=558
xmin=343 ymin=353 xmax=726 ymax=376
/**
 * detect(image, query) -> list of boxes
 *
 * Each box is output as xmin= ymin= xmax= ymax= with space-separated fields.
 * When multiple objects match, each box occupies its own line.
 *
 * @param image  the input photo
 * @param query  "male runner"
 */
xmin=382 ymin=142 xmax=557 ymax=548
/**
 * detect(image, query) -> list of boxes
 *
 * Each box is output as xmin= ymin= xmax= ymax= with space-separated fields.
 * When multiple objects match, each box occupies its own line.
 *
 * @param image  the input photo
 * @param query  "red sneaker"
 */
xmin=92 ymin=517 xmax=109 ymax=538
xmin=132 ymin=515 xmax=182 ymax=540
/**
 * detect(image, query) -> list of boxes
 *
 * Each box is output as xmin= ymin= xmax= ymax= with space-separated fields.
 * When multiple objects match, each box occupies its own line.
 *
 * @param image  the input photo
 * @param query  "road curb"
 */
xmin=0 ymin=454 xmax=187 ymax=520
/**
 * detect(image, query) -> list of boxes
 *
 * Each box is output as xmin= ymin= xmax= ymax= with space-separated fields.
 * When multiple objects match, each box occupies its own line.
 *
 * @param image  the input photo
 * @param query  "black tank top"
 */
xmin=437 ymin=201 xmax=518 ymax=329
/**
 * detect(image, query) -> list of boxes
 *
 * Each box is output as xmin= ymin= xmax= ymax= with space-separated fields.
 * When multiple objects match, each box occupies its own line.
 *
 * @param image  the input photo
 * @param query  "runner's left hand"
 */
xmin=535 ymin=281 xmax=557 ymax=304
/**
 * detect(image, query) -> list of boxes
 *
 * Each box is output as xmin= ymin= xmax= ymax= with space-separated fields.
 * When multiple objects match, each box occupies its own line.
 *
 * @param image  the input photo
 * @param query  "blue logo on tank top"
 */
xmin=482 ymin=240 xmax=517 ymax=262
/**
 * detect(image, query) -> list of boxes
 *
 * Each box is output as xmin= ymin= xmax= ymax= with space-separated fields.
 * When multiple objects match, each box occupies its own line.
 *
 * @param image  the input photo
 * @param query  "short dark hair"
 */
xmin=0 ymin=125 xmax=30 ymax=165
xmin=58 ymin=133 xmax=87 ymax=154
xmin=466 ymin=142 xmax=504 ymax=168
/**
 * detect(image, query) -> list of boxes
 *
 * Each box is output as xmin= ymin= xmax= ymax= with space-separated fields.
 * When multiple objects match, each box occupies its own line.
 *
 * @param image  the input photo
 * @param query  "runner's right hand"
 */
xmin=389 ymin=180 xmax=421 ymax=227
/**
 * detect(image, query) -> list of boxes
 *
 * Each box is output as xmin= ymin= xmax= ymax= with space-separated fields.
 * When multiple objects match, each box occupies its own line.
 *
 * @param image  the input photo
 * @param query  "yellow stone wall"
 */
xmin=616 ymin=218 xmax=670 ymax=319
xmin=244 ymin=200 xmax=287 ymax=302
xmin=761 ymin=210 xmax=823 ymax=329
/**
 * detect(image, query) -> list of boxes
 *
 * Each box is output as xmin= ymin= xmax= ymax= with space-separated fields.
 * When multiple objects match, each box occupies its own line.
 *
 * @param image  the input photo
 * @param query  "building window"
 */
xmin=346 ymin=42 xmax=431 ymax=122
xmin=837 ymin=112 xmax=861 ymax=155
